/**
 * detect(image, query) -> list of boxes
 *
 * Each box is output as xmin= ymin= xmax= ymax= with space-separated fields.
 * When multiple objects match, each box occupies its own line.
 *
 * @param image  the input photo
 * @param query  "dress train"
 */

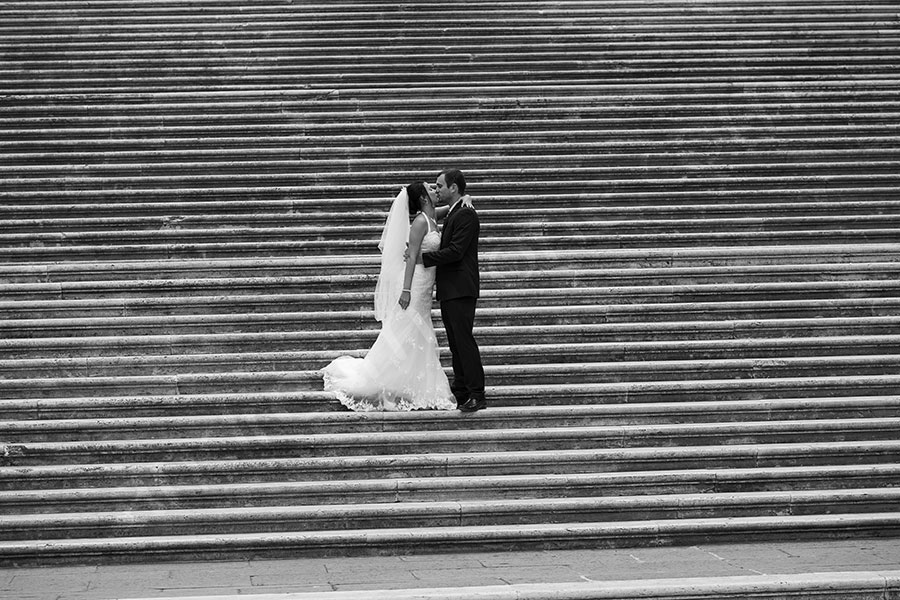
xmin=321 ymin=236 xmax=455 ymax=411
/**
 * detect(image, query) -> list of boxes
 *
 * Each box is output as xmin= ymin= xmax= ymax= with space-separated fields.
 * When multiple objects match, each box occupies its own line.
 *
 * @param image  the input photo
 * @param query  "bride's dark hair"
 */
xmin=405 ymin=182 xmax=427 ymax=215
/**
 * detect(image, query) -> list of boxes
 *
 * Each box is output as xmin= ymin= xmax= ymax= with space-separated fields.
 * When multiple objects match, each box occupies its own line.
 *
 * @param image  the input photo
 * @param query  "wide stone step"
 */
xmin=8 ymin=8 xmax=894 ymax=23
xmin=6 ymin=377 xmax=900 ymax=413
xmin=2 ymin=336 xmax=898 ymax=379
xmin=3 ymin=120 xmax=898 ymax=151
xmin=4 ymin=243 xmax=897 ymax=279
xmin=0 ymin=391 xmax=339 ymax=420
xmin=4 ymin=91 xmax=898 ymax=118
xmin=4 ymin=25 xmax=897 ymax=50
xmin=4 ymin=488 xmax=898 ymax=542
xmin=3 ymin=461 xmax=897 ymax=514
xmin=7 ymin=200 xmax=900 ymax=233
xmin=34 ymin=47 xmax=900 ymax=67
xmin=5 ymin=79 xmax=897 ymax=106
xmin=3 ymin=67 xmax=899 ymax=94
xmin=7 ymin=210 xmax=900 ymax=235
xmin=4 ymin=398 xmax=898 ymax=443
xmin=0 ymin=308 xmax=897 ymax=350
xmin=4 ymin=372 xmax=899 ymax=416
xmin=0 ymin=1 xmax=890 ymax=11
xmin=1 ymin=94 xmax=896 ymax=129
xmin=2 ymin=116 xmax=897 ymax=153
xmin=1 ymin=233 xmax=897 ymax=260
xmin=1 ymin=512 xmax=898 ymax=565
xmin=3 ymin=85 xmax=896 ymax=111
xmin=4 ymin=113 xmax=899 ymax=145
xmin=3 ymin=160 xmax=895 ymax=192
xmin=5 ymin=111 xmax=899 ymax=140
xmin=2 ymin=166 xmax=897 ymax=195
xmin=2 ymin=351 xmax=900 ymax=396
xmin=3 ymin=3 xmax=894 ymax=22
xmin=3 ymin=186 xmax=897 ymax=211
xmin=2 ymin=229 xmax=899 ymax=260
xmin=5 ymin=317 xmax=898 ymax=359
xmin=0 ymin=1 xmax=888 ymax=11
xmin=9 ymin=45 xmax=894 ymax=61
xmin=2 ymin=360 xmax=899 ymax=400
xmin=4 ymin=196 xmax=900 ymax=223
xmin=3 ymin=298 xmax=899 ymax=331
xmin=9 ymin=38 xmax=891 ymax=57
xmin=4 ymin=215 xmax=900 ymax=243
xmin=3 ymin=278 xmax=898 ymax=317
xmin=0 ymin=270 xmax=862 ymax=309
xmin=3 ymin=437 xmax=899 ymax=489
xmin=4 ymin=52 xmax=898 ymax=72
xmin=3 ymin=263 xmax=898 ymax=304
xmin=2 ymin=263 xmax=897 ymax=297
xmin=5 ymin=21 xmax=897 ymax=45
xmin=3 ymin=8 xmax=894 ymax=29
xmin=3 ymin=290 xmax=899 ymax=323
xmin=4 ymin=105 xmax=899 ymax=135
xmin=3 ymin=417 xmax=898 ymax=466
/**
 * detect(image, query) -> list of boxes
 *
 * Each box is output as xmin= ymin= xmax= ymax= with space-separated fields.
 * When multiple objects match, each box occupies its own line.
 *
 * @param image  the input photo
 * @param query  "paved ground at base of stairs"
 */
xmin=3 ymin=538 xmax=899 ymax=600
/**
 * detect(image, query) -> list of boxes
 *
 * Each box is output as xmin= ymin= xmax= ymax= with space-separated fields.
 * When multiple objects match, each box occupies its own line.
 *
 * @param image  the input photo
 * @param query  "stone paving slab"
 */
xmin=1 ymin=538 xmax=898 ymax=600
xmin=106 ymin=571 xmax=900 ymax=600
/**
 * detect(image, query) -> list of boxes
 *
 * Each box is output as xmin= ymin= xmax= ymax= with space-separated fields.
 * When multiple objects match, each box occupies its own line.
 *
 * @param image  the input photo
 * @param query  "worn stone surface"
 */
xmin=2 ymin=539 xmax=899 ymax=600
xmin=2 ymin=0 xmax=900 ymax=572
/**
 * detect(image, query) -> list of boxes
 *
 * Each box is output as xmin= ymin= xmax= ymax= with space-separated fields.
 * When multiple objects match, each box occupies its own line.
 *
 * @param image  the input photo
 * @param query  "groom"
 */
xmin=422 ymin=169 xmax=486 ymax=412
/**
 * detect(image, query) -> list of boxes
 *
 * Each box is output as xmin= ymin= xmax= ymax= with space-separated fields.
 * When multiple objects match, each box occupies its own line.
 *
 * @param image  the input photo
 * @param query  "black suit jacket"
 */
xmin=422 ymin=203 xmax=480 ymax=301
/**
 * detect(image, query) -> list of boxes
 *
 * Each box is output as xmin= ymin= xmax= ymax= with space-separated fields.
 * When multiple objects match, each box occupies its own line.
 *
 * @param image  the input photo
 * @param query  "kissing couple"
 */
xmin=321 ymin=169 xmax=486 ymax=413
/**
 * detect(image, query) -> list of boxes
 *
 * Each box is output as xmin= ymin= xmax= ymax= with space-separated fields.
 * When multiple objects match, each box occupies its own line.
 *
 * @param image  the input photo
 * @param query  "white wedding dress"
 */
xmin=321 ymin=219 xmax=455 ymax=412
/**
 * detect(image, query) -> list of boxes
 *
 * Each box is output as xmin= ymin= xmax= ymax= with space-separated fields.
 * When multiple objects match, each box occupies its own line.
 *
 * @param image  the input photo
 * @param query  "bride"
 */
xmin=320 ymin=182 xmax=468 ymax=411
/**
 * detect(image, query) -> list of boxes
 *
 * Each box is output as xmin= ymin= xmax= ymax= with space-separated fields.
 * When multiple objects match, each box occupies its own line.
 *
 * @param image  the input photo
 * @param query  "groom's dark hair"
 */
xmin=440 ymin=169 xmax=466 ymax=195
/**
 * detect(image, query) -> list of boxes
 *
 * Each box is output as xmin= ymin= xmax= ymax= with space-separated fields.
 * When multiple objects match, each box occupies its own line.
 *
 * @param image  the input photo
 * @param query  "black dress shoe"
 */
xmin=459 ymin=397 xmax=487 ymax=412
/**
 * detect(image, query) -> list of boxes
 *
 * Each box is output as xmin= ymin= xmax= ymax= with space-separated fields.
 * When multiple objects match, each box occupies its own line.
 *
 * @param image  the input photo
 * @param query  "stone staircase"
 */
xmin=1 ymin=0 xmax=900 ymax=568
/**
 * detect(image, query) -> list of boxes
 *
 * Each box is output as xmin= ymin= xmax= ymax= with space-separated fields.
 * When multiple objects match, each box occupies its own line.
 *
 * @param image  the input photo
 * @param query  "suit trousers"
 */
xmin=440 ymin=297 xmax=485 ymax=402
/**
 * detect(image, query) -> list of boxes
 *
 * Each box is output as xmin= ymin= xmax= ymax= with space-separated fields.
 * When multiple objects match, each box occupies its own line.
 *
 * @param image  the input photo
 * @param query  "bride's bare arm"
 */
xmin=399 ymin=215 xmax=428 ymax=310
